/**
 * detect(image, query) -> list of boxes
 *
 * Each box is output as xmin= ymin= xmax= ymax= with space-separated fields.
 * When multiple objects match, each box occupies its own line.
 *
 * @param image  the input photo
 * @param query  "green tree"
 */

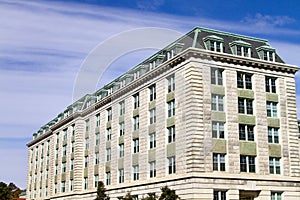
xmin=159 ymin=186 xmax=180 ymax=200
xmin=123 ymin=191 xmax=134 ymax=200
xmin=141 ymin=193 xmax=158 ymax=200
xmin=95 ymin=181 xmax=108 ymax=200
xmin=0 ymin=182 xmax=12 ymax=200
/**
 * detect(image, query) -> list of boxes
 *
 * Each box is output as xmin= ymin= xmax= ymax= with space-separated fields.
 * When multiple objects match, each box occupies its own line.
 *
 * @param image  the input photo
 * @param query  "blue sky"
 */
xmin=0 ymin=0 xmax=300 ymax=189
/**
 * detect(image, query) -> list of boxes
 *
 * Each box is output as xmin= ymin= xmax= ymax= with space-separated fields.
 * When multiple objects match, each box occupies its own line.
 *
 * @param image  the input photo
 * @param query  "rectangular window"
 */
xmin=238 ymin=98 xmax=253 ymax=115
xmin=84 ymin=138 xmax=89 ymax=150
xmin=133 ymin=116 xmax=139 ymax=130
xmin=107 ymin=107 xmax=112 ymax=121
xmin=240 ymin=155 xmax=256 ymax=173
xmin=149 ymin=108 xmax=156 ymax=124
xmin=149 ymin=161 xmax=156 ymax=178
xmin=71 ymin=142 xmax=74 ymax=153
xmin=95 ymin=113 xmax=100 ymax=127
xmin=94 ymin=175 xmax=99 ymax=187
xmin=213 ymin=190 xmax=226 ymax=200
xmin=119 ymin=144 xmax=124 ymax=158
xmin=265 ymin=77 xmax=276 ymax=93
xmin=62 ymin=145 xmax=67 ymax=156
xmin=61 ymin=162 xmax=66 ymax=173
xmin=167 ymin=75 xmax=175 ymax=93
xmin=70 ymin=180 xmax=73 ymax=191
xmin=271 ymin=192 xmax=282 ymax=200
xmin=133 ymin=93 xmax=140 ymax=109
xmin=133 ymin=165 xmax=139 ymax=181
xmin=211 ymin=68 xmax=223 ymax=85
xmin=239 ymin=124 xmax=254 ymax=141
xmin=268 ymin=127 xmax=279 ymax=143
xmin=119 ymin=101 xmax=125 ymax=116
xmin=149 ymin=84 xmax=156 ymax=101
xmin=213 ymin=153 xmax=226 ymax=171
xmin=61 ymin=181 xmax=66 ymax=192
xmin=237 ymin=72 xmax=252 ymax=89
xmin=106 ymin=172 xmax=111 ymax=185
xmin=95 ymin=152 xmax=99 ymax=165
xmin=95 ymin=132 xmax=100 ymax=145
xmin=168 ymin=156 xmax=176 ymax=174
xmin=56 ymin=133 xmax=59 ymax=145
xmin=149 ymin=133 xmax=156 ymax=149
xmin=71 ymin=124 xmax=75 ymax=136
xmin=119 ymin=169 xmax=124 ymax=183
xmin=167 ymin=100 xmax=175 ymax=117
xmin=168 ymin=126 xmax=175 ymax=143
xmin=106 ymin=148 xmax=111 ymax=161
xmin=269 ymin=157 xmax=281 ymax=174
xmin=84 ymin=156 xmax=88 ymax=168
xmin=212 ymin=121 xmax=225 ymax=139
xmin=70 ymin=159 xmax=74 ymax=171
xmin=267 ymin=101 xmax=278 ymax=117
xmin=106 ymin=128 xmax=111 ymax=141
xmin=212 ymin=94 xmax=224 ymax=111
xmin=133 ymin=138 xmax=139 ymax=153
xmin=55 ymin=165 xmax=58 ymax=175
xmin=63 ymin=129 xmax=67 ymax=141
xmin=84 ymin=177 xmax=88 ymax=190
xmin=119 ymin=122 xmax=125 ymax=136
xmin=236 ymin=46 xmax=250 ymax=57
xmin=85 ymin=119 xmax=90 ymax=132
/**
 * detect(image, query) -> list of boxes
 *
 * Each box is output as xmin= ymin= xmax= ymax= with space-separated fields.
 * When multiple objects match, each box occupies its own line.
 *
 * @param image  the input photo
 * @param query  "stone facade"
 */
xmin=26 ymin=27 xmax=300 ymax=200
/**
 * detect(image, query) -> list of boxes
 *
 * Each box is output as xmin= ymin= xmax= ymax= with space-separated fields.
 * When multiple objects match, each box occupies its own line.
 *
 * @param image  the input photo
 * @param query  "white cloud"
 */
xmin=242 ymin=13 xmax=295 ymax=28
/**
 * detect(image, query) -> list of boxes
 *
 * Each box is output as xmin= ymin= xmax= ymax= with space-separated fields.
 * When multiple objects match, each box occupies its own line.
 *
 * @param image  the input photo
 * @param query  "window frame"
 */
xmin=240 ymin=155 xmax=256 ymax=173
xmin=269 ymin=157 xmax=281 ymax=175
xmin=213 ymin=153 xmax=226 ymax=171
xmin=167 ymin=74 xmax=175 ymax=93
xmin=239 ymin=124 xmax=255 ymax=141
xmin=211 ymin=68 xmax=223 ymax=85
xmin=167 ymin=100 xmax=175 ymax=118
xmin=211 ymin=94 xmax=224 ymax=112
xmin=149 ymin=84 xmax=156 ymax=101
xmin=212 ymin=121 xmax=225 ymax=139
xmin=267 ymin=101 xmax=278 ymax=117
xmin=168 ymin=156 xmax=176 ymax=174
xmin=238 ymin=98 xmax=253 ymax=115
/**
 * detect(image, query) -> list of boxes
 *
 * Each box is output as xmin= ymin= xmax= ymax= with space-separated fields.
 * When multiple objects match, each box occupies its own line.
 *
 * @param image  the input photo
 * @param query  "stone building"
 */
xmin=26 ymin=27 xmax=300 ymax=200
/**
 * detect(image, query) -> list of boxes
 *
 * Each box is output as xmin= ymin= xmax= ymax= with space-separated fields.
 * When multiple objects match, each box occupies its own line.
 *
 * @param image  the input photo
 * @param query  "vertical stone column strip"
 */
xmin=49 ymin=135 xmax=55 ymax=196
xmin=74 ymin=119 xmax=85 ymax=191
xmin=26 ymin=147 xmax=32 ymax=199
xmin=285 ymin=76 xmax=300 ymax=177
xmin=225 ymin=69 xmax=239 ymax=174
xmin=254 ymin=74 xmax=269 ymax=175
xmin=184 ymin=61 xmax=205 ymax=173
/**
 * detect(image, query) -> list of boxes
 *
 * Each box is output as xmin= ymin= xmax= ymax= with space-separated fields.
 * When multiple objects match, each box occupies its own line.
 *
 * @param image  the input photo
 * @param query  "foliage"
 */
xmin=95 ymin=181 xmax=109 ymax=200
xmin=158 ymin=186 xmax=180 ymax=200
xmin=0 ymin=182 xmax=22 ymax=200
xmin=123 ymin=191 xmax=133 ymax=200
xmin=141 ymin=193 xmax=158 ymax=200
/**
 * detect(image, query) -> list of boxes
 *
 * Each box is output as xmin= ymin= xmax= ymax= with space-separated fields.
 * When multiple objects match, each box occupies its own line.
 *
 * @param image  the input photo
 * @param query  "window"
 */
xmin=106 ymin=148 xmax=111 ymax=161
xmin=265 ymin=77 xmax=276 ymax=93
xmin=240 ymin=155 xmax=256 ymax=173
xmin=94 ymin=175 xmax=99 ymax=187
xmin=61 ymin=181 xmax=66 ymax=192
xmin=71 ymin=124 xmax=75 ymax=136
xmin=239 ymin=124 xmax=254 ymax=141
xmin=271 ymin=192 xmax=282 ymax=200
xmin=54 ymin=183 xmax=57 ymax=194
xmin=56 ymin=133 xmax=59 ymax=145
xmin=149 ymin=161 xmax=156 ymax=178
xmin=213 ymin=190 xmax=226 ymax=200
xmin=167 ymin=126 xmax=175 ymax=143
xmin=119 ymin=101 xmax=125 ymax=116
xmin=84 ymin=138 xmax=89 ymax=150
xmin=62 ymin=163 xmax=66 ymax=173
xmin=55 ymin=165 xmax=58 ymax=175
xmin=107 ymin=107 xmax=112 ymax=121
xmin=84 ymin=177 xmax=88 ymax=189
xmin=133 ymin=138 xmax=139 ymax=153
xmin=133 ymin=165 xmax=139 ymax=180
xmin=95 ymin=152 xmax=99 ymax=165
xmin=262 ymin=50 xmax=275 ymax=62
xmin=211 ymin=68 xmax=223 ymax=85
xmin=119 ymin=122 xmax=125 ymax=136
xmin=168 ymin=156 xmax=176 ymax=174
xmin=209 ymin=40 xmax=223 ymax=52
xmin=85 ymin=119 xmax=90 ymax=132
xmin=133 ymin=93 xmax=139 ymax=109
xmin=269 ymin=157 xmax=281 ymax=174
xmin=95 ymin=132 xmax=100 ymax=145
xmin=235 ymin=45 xmax=251 ymax=57
xmin=149 ymin=84 xmax=156 ymax=101
xmin=106 ymin=172 xmax=111 ymax=185
xmin=133 ymin=116 xmax=139 ymax=130
xmin=212 ymin=94 xmax=224 ymax=111
xmin=149 ymin=108 xmax=156 ymax=124
xmin=84 ymin=156 xmax=88 ymax=168
xmin=149 ymin=133 xmax=156 ymax=149
xmin=267 ymin=102 xmax=278 ymax=117
xmin=95 ymin=114 xmax=100 ymax=127
xmin=106 ymin=128 xmax=111 ymax=141
xmin=167 ymin=75 xmax=175 ymax=92
xmin=268 ymin=127 xmax=279 ymax=143
xmin=70 ymin=180 xmax=73 ymax=191
xmin=119 ymin=144 xmax=124 ymax=158
xmin=62 ymin=145 xmax=67 ymax=156
xmin=71 ymin=142 xmax=74 ymax=153
xmin=70 ymin=159 xmax=74 ymax=171
xmin=238 ymin=98 xmax=253 ymax=115
xmin=237 ymin=72 xmax=252 ymax=89
xmin=167 ymin=100 xmax=175 ymax=117
xmin=63 ymin=129 xmax=67 ymax=141
xmin=213 ymin=153 xmax=226 ymax=171
xmin=119 ymin=169 xmax=124 ymax=183
xmin=212 ymin=121 xmax=225 ymax=139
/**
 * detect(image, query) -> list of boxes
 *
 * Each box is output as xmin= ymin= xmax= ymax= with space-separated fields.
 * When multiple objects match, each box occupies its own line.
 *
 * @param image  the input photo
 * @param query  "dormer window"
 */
xmin=257 ymin=45 xmax=276 ymax=62
xmin=203 ymin=35 xmax=224 ymax=53
xmin=166 ymin=43 xmax=183 ymax=60
xmin=167 ymin=49 xmax=175 ymax=60
xmin=230 ymin=40 xmax=251 ymax=57
xmin=134 ymin=70 xmax=140 ymax=79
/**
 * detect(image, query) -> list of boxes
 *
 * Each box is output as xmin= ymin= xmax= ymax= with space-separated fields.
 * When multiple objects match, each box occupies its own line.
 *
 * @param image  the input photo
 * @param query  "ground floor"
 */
xmin=47 ymin=174 xmax=300 ymax=200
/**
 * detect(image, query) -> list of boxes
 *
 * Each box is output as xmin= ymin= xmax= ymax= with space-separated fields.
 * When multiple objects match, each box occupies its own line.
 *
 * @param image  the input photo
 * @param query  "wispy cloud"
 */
xmin=242 ymin=13 xmax=295 ymax=27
